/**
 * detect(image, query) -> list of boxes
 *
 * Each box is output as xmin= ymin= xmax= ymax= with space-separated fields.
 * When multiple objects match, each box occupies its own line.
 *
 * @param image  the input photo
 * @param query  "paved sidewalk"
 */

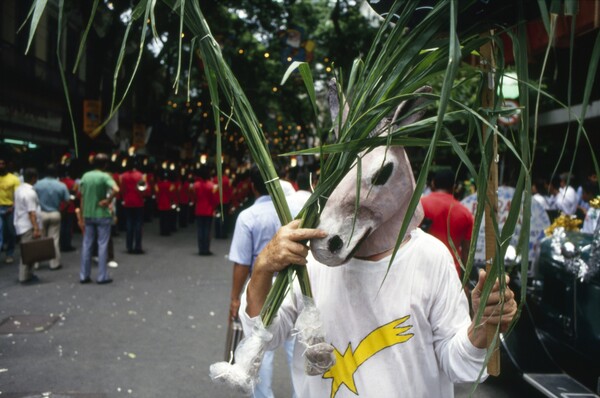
xmin=0 ymin=222 xmax=294 ymax=398
xmin=0 ymin=220 xmax=537 ymax=397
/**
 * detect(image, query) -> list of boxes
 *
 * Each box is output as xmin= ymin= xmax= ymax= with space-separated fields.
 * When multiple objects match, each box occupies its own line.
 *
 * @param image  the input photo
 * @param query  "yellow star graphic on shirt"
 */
xmin=323 ymin=315 xmax=414 ymax=398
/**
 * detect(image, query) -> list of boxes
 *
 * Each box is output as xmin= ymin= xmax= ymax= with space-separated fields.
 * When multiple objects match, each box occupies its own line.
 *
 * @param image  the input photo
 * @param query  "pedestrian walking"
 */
xmin=13 ymin=168 xmax=42 ymax=284
xmin=228 ymin=166 xmax=301 ymax=398
xmin=34 ymin=163 xmax=69 ymax=270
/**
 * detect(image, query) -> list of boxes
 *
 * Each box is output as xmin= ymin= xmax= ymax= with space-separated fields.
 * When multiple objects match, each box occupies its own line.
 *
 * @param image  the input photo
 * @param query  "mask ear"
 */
xmin=391 ymin=86 xmax=432 ymax=128
xmin=369 ymin=86 xmax=433 ymax=139
xmin=328 ymin=78 xmax=349 ymax=140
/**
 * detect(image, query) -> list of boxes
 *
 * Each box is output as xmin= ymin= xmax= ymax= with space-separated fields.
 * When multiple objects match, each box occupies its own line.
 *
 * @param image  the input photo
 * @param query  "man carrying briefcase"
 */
xmin=14 ymin=168 xmax=42 ymax=284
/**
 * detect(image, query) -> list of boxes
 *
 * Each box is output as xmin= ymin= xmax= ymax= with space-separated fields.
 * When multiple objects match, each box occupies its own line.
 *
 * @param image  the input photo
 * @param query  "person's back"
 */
xmin=230 ymin=196 xmax=281 ymax=268
xmin=420 ymin=170 xmax=473 ymax=273
xmin=80 ymin=169 xmax=114 ymax=218
xmin=78 ymin=154 xmax=118 ymax=284
xmin=120 ymin=169 xmax=144 ymax=208
xmin=194 ymin=177 xmax=217 ymax=217
xmin=35 ymin=176 xmax=69 ymax=212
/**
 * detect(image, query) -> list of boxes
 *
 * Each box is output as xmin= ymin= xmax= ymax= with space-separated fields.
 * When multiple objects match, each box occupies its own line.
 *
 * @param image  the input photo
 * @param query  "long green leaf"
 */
xmin=24 ymin=0 xmax=48 ymax=55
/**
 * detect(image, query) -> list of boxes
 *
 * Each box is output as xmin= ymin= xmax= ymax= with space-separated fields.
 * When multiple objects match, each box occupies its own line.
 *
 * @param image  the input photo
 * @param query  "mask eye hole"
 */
xmin=371 ymin=162 xmax=394 ymax=186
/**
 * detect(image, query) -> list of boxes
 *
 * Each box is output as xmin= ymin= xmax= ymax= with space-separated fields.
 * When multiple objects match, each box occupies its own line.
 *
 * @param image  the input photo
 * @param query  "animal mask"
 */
xmin=310 ymin=80 xmax=430 ymax=266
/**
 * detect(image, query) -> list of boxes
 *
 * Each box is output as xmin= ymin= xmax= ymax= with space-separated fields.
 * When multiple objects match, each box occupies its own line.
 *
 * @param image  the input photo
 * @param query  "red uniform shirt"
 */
xmin=420 ymin=191 xmax=474 ymax=273
xmin=120 ymin=170 xmax=145 ymax=208
xmin=60 ymin=177 xmax=76 ymax=213
xmin=179 ymin=180 xmax=192 ymax=204
xmin=194 ymin=179 xmax=218 ymax=216
xmin=155 ymin=180 xmax=173 ymax=211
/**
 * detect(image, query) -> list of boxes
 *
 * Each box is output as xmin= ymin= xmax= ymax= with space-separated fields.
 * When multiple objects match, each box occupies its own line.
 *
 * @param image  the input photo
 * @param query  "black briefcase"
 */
xmin=224 ymin=317 xmax=244 ymax=363
xmin=20 ymin=237 xmax=56 ymax=264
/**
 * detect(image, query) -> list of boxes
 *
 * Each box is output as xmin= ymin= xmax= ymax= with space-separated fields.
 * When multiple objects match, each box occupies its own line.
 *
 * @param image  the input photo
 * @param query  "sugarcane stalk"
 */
xmin=479 ymin=33 xmax=501 ymax=376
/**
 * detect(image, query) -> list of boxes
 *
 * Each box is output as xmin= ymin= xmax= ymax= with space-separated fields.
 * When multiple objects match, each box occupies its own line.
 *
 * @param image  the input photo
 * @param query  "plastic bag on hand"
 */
xmin=294 ymin=296 xmax=335 ymax=375
xmin=209 ymin=319 xmax=272 ymax=395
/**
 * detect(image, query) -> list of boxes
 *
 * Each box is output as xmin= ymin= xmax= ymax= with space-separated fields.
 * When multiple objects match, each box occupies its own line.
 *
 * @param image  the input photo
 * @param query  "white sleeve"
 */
xmin=25 ymin=191 xmax=39 ymax=213
xmin=239 ymin=278 xmax=301 ymax=351
xmin=429 ymin=251 xmax=488 ymax=383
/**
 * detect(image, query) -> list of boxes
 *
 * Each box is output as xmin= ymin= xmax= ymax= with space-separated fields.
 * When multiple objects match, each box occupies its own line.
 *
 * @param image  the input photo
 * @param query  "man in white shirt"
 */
xmin=549 ymin=173 xmax=578 ymax=215
xmin=13 ymin=168 xmax=42 ymax=284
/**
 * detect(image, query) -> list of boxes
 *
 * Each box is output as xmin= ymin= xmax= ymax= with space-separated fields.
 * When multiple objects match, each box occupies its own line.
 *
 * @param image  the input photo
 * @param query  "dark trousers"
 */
xmin=124 ymin=207 xmax=144 ymax=252
xmin=214 ymin=203 xmax=231 ymax=239
xmin=59 ymin=212 xmax=75 ymax=250
xmin=179 ymin=204 xmax=191 ymax=228
xmin=158 ymin=210 xmax=170 ymax=236
xmin=196 ymin=216 xmax=213 ymax=254
xmin=144 ymin=197 xmax=155 ymax=222
xmin=170 ymin=209 xmax=178 ymax=233
xmin=0 ymin=207 xmax=16 ymax=256
xmin=116 ymin=201 xmax=126 ymax=232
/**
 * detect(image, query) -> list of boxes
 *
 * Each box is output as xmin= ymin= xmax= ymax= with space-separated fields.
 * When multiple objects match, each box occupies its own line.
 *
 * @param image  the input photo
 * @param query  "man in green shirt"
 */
xmin=78 ymin=153 xmax=119 ymax=284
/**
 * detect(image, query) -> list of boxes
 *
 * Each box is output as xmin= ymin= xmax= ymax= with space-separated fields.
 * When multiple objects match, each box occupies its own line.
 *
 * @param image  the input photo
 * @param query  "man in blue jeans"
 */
xmin=78 ymin=153 xmax=119 ymax=284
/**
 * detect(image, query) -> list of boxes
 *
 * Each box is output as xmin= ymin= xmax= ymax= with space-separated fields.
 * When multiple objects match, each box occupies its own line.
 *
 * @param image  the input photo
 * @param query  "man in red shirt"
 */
xmin=155 ymin=170 xmax=174 ymax=236
xmin=120 ymin=158 xmax=146 ymax=253
xmin=420 ymin=169 xmax=474 ymax=275
xmin=193 ymin=165 xmax=218 ymax=255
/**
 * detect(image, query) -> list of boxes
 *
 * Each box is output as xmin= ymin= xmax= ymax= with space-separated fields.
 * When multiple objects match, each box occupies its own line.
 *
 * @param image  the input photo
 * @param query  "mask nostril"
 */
xmin=328 ymin=235 xmax=343 ymax=253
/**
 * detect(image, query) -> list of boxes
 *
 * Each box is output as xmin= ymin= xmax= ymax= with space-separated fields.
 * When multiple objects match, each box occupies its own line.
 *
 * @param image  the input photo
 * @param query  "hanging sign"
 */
xmin=83 ymin=100 xmax=102 ymax=137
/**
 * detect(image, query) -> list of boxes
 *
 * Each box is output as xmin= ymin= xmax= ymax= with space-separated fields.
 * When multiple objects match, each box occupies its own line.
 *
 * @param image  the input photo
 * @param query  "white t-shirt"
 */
xmin=554 ymin=186 xmax=578 ymax=215
xmin=13 ymin=183 xmax=42 ymax=235
xmin=241 ymin=229 xmax=487 ymax=398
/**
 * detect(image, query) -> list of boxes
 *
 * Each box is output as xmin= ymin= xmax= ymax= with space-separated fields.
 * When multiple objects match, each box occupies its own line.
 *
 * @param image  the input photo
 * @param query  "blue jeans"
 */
xmin=196 ymin=216 xmax=213 ymax=254
xmin=0 ymin=206 xmax=16 ymax=257
xmin=254 ymin=338 xmax=296 ymax=398
xmin=81 ymin=217 xmax=112 ymax=282
xmin=124 ymin=207 xmax=144 ymax=251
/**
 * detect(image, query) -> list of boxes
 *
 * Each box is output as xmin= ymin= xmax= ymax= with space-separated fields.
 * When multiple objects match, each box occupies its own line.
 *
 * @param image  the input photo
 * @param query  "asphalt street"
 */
xmin=0 ymin=219 xmax=542 ymax=398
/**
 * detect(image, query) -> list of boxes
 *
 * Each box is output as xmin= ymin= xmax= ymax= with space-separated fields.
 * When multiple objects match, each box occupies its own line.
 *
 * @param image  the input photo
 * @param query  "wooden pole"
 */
xmin=479 ymin=32 xmax=501 ymax=376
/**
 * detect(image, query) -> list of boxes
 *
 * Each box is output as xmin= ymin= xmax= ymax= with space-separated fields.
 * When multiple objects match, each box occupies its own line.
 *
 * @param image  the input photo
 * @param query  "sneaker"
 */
xmin=5 ymin=256 xmax=14 ymax=264
xmin=97 ymin=278 xmax=113 ymax=285
xmin=80 ymin=277 xmax=92 ymax=284
xmin=108 ymin=260 xmax=118 ymax=268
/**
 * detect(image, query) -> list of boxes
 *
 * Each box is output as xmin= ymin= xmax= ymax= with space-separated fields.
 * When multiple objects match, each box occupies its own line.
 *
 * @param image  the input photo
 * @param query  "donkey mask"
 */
xmin=310 ymin=80 xmax=431 ymax=266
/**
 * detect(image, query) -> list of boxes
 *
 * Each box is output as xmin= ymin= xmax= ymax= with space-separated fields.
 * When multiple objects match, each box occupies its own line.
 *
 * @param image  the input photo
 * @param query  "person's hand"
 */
xmin=98 ymin=199 xmax=110 ymax=207
xmin=469 ymin=269 xmax=517 ymax=348
xmin=253 ymin=220 xmax=327 ymax=276
xmin=33 ymin=227 xmax=41 ymax=239
xmin=230 ymin=298 xmax=241 ymax=321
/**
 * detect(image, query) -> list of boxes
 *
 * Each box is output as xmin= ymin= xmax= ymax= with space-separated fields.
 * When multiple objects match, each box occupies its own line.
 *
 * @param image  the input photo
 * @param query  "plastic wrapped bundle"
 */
xmin=209 ymin=320 xmax=272 ymax=395
xmin=294 ymin=296 xmax=335 ymax=375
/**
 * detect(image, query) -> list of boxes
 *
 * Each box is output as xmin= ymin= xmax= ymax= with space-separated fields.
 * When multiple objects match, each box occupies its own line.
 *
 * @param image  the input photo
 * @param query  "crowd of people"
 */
xmin=0 ymin=152 xmax=283 ymax=285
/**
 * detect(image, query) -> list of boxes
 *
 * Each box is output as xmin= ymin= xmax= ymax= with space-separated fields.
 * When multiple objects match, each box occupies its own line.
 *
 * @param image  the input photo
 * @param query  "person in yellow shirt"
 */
xmin=0 ymin=158 xmax=21 ymax=264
